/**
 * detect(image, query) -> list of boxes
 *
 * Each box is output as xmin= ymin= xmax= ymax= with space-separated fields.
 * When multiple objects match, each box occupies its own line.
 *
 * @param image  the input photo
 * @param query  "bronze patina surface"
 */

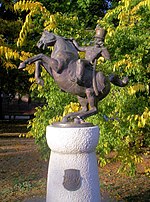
xmin=52 ymin=121 xmax=93 ymax=128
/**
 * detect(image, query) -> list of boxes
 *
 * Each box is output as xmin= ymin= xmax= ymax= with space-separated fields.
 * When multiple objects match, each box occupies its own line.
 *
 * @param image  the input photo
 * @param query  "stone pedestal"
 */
xmin=46 ymin=125 xmax=101 ymax=202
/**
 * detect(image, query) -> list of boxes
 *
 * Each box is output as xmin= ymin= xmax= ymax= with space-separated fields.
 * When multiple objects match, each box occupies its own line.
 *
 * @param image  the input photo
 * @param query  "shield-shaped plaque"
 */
xmin=63 ymin=169 xmax=81 ymax=191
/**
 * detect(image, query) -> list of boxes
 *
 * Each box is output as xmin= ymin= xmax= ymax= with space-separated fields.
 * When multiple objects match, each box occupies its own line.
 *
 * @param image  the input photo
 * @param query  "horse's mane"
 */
xmin=43 ymin=30 xmax=69 ymax=41
xmin=43 ymin=30 xmax=60 ymax=39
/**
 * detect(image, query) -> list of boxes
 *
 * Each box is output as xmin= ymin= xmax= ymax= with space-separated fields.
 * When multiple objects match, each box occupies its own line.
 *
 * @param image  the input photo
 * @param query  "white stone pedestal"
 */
xmin=46 ymin=125 xmax=101 ymax=202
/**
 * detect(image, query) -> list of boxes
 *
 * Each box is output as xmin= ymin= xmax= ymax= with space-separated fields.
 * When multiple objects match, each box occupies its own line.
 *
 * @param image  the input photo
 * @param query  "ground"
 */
xmin=0 ymin=120 xmax=149 ymax=202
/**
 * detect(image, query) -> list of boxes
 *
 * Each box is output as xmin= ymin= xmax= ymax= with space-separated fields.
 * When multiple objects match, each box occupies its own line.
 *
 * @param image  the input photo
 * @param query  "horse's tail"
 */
xmin=109 ymin=74 xmax=128 ymax=87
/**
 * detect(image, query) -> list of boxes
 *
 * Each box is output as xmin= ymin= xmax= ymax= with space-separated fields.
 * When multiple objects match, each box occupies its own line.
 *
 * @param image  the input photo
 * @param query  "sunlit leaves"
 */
xmin=128 ymin=83 xmax=148 ymax=95
xmin=63 ymin=102 xmax=81 ymax=116
xmin=14 ymin=0 xmax=52 ymax=46
xmin=127 ymin=107 xmax=150 ymax=128
xmin=0 ymin=46 xmax=19 ymax=61
xmin=17 ymin=10 xmax=36 ymax=47
xmin=95 ymin=0 xmax=150 ymax=174
xmin=14 ymin=0 xmax=93 ymax=47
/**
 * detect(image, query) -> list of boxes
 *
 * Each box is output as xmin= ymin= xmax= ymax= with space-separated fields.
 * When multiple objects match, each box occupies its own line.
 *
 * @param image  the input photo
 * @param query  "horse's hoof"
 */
xmin=18 ymin=62 xmax=26 ymax=69
xmin=62 ymin=117 xmax=68 ymax=123
xmin=37 ymin=79 xmax=44 ymax=86
xmin=74 ymin=117 xmax=82 ymax=124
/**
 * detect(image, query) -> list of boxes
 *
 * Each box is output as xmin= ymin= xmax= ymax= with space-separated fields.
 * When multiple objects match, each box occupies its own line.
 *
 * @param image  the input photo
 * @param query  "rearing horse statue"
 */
xmin=19 ymin=30 xmax=128 ymax=124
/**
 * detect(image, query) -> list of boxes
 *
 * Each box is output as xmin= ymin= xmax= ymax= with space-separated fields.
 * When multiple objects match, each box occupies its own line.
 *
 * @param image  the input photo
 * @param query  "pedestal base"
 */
xmin=46 ymin=125 xmax=101 ymax=202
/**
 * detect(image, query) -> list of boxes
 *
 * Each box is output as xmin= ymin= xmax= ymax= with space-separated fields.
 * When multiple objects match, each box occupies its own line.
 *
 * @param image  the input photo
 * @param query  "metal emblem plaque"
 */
xmin=63 ymin=169 xmax=81 ymax=191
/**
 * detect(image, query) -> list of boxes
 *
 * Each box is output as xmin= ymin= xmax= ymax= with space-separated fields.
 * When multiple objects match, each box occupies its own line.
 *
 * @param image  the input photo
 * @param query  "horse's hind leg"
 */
xmin=78 ymin=88 xmax=98 ymax=120
xmin=62 ymin=96 xmax=88 ymax=123
xmin=62 ymin=90 xmax=98 ymax=123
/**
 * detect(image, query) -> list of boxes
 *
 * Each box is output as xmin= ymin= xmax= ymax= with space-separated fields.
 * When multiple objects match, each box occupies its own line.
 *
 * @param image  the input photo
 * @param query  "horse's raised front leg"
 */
xmin=19 ymin=54 xmax=46 ymax=69
xmin=35 ymin=60 xmax=53 ymax=86
xmin=35 ymin=61 xmax=44 ymax=86
xmin=18 ymin=53 xmax=61 ymax=73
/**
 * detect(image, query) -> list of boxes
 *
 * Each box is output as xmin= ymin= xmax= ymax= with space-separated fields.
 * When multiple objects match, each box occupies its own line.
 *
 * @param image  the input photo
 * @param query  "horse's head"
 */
xmin=37 ymin=31 xmax=57 ymax=49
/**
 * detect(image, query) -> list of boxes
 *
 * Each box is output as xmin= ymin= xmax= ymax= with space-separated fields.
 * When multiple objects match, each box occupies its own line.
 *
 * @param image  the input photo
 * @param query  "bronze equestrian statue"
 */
xmin=18 ymin=28 xmax=128 ymax=124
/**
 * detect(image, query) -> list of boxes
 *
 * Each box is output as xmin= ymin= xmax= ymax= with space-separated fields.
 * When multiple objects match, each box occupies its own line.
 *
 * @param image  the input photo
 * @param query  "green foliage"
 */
xmin=14 ymin=0 xmax=95 ymax=47
xmin=0 ymin=1 xmax=32 ymax=96
xmin=91 ymin=0 xmax=150 ymax=175
xmin=38 ymin=0 xmax=111 ymax=28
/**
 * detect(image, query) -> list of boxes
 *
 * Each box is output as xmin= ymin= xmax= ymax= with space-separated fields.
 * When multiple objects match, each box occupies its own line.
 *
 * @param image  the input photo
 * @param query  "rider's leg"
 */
xmin=76 ymin=59 xmax=84 ymax=84
xmin=75 ymin=59 xmax=92 ymax=85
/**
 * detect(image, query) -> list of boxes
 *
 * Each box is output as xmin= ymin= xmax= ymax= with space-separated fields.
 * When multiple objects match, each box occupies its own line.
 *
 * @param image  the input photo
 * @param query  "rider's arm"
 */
xmin=72 ymin=39 xmax=86 ymax=52
xmin=101 ymin=47 xmax=111 ymax=60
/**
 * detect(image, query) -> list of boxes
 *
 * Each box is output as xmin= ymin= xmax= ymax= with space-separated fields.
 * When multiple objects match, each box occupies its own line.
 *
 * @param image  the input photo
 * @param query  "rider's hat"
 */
xmin=94 ymin=25 xmax=106 ymax=40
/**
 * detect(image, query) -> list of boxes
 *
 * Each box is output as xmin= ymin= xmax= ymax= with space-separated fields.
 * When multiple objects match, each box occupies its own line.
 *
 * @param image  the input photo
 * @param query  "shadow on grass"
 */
xmin=123 ymin=190 xmax=150 ymax=202
xmin=0 ymin=120 xmax=29 ymax=134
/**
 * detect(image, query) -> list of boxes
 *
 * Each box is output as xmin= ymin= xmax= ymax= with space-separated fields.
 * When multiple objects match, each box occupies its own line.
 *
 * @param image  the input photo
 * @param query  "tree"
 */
xmin=0 ymin=1 xmax=31 ymax=99
xmin=86 ymin=0 xmax=150 ymax=175
xmin=38 ymin=0 xmax=113 ymax=28
xmin=1 ymin=0 xmax=149 ymax=174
